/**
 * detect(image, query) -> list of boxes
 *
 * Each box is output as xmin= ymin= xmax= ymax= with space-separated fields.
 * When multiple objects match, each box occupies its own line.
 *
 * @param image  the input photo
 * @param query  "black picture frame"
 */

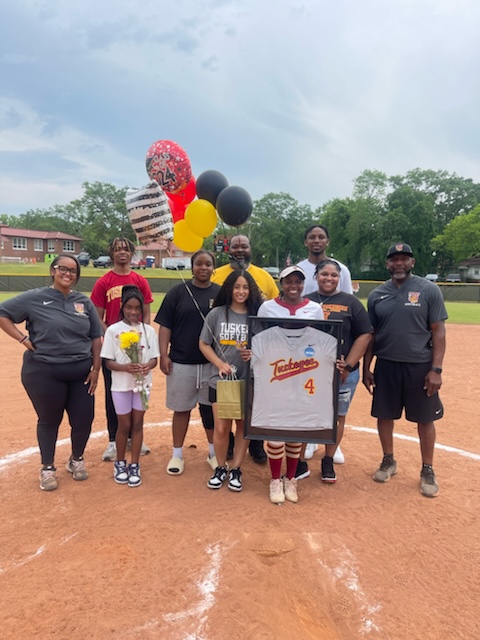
xmin=244 ymin=316 xmax=343 ymax=444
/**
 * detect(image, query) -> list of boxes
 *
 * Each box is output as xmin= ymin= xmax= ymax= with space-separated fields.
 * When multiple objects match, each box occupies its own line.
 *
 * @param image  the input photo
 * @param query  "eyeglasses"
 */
xmin=54 ymin=265 xmax=78 ymax=276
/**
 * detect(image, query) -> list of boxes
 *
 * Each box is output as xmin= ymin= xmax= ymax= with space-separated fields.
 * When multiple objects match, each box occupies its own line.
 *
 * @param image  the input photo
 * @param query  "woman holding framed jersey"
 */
xmin=257 ymin=265 xmax=324 ymax=504
xmin=306 ymin=259 xmax=372 ymax=483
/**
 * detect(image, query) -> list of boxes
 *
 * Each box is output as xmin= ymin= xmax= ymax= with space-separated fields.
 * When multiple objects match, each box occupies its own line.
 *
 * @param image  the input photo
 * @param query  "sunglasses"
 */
xmin=54 ymin=265 xmax=78 ymax=276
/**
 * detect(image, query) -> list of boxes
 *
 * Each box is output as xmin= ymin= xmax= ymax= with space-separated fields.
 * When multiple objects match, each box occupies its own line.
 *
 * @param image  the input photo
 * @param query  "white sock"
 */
xmin=173 ymin=447 xmax=183 ymax=459
xmin=208 ymin=443 xmax=215 ymax=457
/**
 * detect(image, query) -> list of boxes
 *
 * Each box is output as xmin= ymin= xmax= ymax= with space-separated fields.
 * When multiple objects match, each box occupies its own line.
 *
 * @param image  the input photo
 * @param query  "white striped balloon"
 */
xmin=126 ymin=180 xmax=174 ymax=244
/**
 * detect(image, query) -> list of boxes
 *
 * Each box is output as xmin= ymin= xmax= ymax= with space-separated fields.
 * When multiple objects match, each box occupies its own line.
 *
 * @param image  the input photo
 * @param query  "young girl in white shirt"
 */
xmin=101 ymin=286 xmax=159 ymax=487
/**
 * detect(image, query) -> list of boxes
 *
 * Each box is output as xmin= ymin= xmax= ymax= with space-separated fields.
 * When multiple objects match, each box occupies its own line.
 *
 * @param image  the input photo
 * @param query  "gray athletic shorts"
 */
xmin=166 ymin=362 xmax=212 ymax=411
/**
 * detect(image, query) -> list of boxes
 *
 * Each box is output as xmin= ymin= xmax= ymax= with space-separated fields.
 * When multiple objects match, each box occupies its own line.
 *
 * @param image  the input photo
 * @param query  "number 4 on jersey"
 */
xmin=304 ymin=378 xmax=316 ymax=395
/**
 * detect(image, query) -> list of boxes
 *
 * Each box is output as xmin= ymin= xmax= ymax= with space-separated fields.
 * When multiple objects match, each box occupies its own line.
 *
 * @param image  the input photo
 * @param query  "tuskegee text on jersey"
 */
xmin=270 ymin=356 xmax=319 ymax=382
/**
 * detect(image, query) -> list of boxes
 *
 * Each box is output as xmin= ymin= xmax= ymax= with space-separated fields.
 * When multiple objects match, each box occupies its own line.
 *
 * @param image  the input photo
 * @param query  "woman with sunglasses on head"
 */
xmin=0 ymin=254 xmax=103 ymax=492
xmin=306 ymin=259 xmax=372 ymax=482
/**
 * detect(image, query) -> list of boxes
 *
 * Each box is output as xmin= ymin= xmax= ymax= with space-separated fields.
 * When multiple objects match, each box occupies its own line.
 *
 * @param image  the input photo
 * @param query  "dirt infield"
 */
xmin=1 ymin=324 xmax=479 ymax=640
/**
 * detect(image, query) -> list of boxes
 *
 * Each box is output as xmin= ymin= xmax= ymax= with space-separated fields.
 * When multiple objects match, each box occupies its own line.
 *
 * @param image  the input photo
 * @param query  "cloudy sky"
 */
xmin=1 ymin=0 xmax=479 ymax=215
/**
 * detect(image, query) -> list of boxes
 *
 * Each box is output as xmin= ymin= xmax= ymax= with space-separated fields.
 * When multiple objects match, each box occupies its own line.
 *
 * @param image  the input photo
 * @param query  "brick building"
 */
xmin=0 ymin=224 xmax=82 ymax=263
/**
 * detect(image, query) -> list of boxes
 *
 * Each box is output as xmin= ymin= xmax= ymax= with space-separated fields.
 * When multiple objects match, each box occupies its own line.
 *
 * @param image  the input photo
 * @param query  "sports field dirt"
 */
xmin=1 ymin=324 xmax=479 ymax=640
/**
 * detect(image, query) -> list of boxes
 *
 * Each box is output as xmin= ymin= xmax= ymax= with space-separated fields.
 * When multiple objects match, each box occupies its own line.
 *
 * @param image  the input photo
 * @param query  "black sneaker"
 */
xmin=228 ymin=467 xmax=243 ymax=492
xmin=207 ymin=466 xmax=228 ymax=490
xmin=249 ymin=440 xmax=267 ymax=464
xmin=295 ymin=460 xmax=311 ymax=480
xmin=321 ymin=456 xmax=336 ymax=483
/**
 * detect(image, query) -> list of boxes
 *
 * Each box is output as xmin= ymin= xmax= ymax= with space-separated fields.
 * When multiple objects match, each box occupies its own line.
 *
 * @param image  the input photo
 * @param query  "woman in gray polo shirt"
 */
xmin=0 ymin=254 xmax=103 ymax=492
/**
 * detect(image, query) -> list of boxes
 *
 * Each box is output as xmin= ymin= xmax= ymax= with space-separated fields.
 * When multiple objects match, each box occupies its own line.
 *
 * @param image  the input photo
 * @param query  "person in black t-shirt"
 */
xmin=155 ymin=250 xmax=220 ymax=476
xmin=307 ymin=259 xmax=372 ymax=483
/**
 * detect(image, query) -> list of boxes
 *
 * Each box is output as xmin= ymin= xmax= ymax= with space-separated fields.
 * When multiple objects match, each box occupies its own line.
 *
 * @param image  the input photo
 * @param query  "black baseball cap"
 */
xmin=386 ymin=242 xmax=413 ymax=258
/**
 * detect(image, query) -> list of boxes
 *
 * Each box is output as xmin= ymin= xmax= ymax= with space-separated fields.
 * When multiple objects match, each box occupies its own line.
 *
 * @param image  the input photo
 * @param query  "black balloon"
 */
xmin=196 ymin=170 xmax=229 ymax=206
xmin=216 ymin=186 xmax=253 ymax=227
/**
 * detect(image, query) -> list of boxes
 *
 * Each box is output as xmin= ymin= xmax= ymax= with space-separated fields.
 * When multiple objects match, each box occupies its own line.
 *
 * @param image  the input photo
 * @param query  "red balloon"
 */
xmin=168 ymin=176 xmax=197 ymax=206
xmin=145 ymin=140 xmax=192 ymax=194
xmin=167 ymin=196 xmax=187 ymax=224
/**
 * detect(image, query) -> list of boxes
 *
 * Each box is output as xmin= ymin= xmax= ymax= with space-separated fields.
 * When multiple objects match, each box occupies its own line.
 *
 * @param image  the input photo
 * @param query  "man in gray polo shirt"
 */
xmin=363 ymin=242 xmax=447 ymax=498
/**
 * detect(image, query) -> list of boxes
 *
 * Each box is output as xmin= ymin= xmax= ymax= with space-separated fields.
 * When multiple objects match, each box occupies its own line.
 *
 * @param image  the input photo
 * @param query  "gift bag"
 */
xmin=216 ymin=377 xmax=245 ymax=419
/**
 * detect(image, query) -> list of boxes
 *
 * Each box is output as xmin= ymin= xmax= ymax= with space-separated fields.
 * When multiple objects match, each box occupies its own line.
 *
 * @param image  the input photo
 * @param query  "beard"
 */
xmin=229 ymin=254 xmax=251 ymax=269
xmin=389 ymin=266 xmax=413 ymax=280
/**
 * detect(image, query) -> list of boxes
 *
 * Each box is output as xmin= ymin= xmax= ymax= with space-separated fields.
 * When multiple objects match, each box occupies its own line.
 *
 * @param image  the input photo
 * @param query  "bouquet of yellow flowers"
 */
xmin=118 ymin=330 xmax=150 ymax=410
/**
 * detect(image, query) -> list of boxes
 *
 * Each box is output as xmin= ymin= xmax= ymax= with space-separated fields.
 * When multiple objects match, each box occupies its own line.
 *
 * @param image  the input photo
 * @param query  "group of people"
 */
xmin=0 ymin=228 xmax=446 ymax=501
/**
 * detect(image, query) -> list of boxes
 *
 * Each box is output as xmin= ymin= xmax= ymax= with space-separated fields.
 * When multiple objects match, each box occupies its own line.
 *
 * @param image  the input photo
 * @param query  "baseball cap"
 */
xmin=279 ymin=265 xmax=306 ymax=280
xmin=386 ymin=242 xmax=413 ymax=258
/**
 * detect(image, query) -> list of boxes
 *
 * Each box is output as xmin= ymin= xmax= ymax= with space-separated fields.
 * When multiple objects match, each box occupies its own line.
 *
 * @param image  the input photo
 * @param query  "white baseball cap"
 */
xmin=279 ymin=265 xmax=306 ymax=280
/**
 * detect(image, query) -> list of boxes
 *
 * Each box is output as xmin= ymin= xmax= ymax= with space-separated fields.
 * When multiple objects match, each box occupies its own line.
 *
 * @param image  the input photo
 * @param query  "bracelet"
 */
xmin=90 ymin=366 xmax=100 ymax=373
xmin=19 ymin=335 xmax=30 ymax=344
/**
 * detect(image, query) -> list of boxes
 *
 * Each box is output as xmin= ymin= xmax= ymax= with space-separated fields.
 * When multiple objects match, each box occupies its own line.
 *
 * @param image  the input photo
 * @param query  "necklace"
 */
xmin=316 ymin=291 xmax=338 ymax=306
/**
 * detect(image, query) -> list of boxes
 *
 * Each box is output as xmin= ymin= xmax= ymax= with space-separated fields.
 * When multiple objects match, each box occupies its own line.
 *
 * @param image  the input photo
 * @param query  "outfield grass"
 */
xmin=0 ymin=263 xmax=190 ymax=279
xmin=0 ymin=290 xmax=166 ymax=311
xmin=0 ymin=292 xmax=477 ymax=324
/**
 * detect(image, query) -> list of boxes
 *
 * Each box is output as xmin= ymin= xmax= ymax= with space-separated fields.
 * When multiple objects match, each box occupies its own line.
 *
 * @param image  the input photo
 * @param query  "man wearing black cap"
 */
xmin=363 ymin=242 xmax=447 ymax=498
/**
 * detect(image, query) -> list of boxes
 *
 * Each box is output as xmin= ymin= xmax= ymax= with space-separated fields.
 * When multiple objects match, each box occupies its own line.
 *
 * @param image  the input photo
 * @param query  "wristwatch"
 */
xmin=344 ymin=363 xmax=354 ymax=372
xmin=431 ymin=367 xmax=442 ymax=374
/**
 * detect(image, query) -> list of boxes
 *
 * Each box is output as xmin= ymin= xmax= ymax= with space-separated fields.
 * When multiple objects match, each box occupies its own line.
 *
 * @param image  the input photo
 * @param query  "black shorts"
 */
xmin=208 ymin=386 xmax=217 ymax=404
xmin=372 ymin=358 xmax=443 ymax=423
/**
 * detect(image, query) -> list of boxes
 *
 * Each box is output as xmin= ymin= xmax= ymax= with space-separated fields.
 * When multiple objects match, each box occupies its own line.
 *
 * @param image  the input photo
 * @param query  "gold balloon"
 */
xmin=185 ymin=199 xmax=218 ymax=237
xmin=173 ymin=219 xmax=204 ymax=253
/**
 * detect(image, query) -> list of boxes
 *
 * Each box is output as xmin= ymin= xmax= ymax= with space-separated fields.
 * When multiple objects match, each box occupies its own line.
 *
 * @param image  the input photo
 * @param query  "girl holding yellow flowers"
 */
xmin=101 ymin=286 xmax=159 ymax=487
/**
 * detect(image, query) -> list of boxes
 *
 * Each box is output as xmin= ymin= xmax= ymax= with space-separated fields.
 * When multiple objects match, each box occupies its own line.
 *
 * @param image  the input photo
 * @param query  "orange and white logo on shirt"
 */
xmin=270 ymin=357 xmax=319 ymax=382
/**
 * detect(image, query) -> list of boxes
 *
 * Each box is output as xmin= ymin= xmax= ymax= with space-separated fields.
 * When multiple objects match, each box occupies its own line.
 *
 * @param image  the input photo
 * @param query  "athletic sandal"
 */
xmin=166 ymin=456 xmax=184 ymax=475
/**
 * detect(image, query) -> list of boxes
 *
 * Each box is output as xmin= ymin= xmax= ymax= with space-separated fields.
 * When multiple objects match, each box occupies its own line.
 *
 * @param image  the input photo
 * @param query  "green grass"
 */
xmin=355 ymin=299 xmax=479 ymax=325
xmin=444 ymin=301 xmax=479 ymax=324
xmin=0 ymin=290 xmax=166 ymax=310
xmin=0 ymin=292 xmax=478 ymax=324
xmin=0 ymin=263 xmax=191 ymax=279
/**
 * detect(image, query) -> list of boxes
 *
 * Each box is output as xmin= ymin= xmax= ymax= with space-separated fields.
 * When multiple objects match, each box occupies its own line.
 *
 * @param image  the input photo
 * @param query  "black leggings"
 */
xmin=199 ymin=403 xmax=214 ymax=430
xmin=21 ymin=353 xmax=94 ymax=466
xmin=102 ymin=359 xmax=118 ymax=441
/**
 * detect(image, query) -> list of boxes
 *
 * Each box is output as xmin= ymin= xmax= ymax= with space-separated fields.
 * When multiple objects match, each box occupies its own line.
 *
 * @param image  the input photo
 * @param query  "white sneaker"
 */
xmin=102 ymin=442 xmax=116 ymax=461
xmin=127 ymin=439 xmax=151 ymax=456
xmin=333 ymin=445 xmax=345 ymax=465
xmin=305 ymin=443 xmax=318 ymax=460
xmin=128 ymin=463 xmax=142 ymax=487
xmin=269 ymin=479 xmax=285 ymax=504
xmin=283 ymin=477 xmax=298 ymax=503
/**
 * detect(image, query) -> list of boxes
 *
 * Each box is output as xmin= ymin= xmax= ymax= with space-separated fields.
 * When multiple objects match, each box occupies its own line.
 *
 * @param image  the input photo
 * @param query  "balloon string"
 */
xmin=164 ymin=246 xmax=231 ymax=365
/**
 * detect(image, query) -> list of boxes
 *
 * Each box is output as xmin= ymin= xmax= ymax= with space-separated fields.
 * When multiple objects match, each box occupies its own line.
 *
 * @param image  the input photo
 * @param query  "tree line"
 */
xmin=2 ymin=168 xmax=480 ymax=278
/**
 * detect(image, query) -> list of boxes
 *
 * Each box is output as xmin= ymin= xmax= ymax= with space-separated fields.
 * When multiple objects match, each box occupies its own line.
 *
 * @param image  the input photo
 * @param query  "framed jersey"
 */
xmin=245 ymin=317 xmax=343 ymax=444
